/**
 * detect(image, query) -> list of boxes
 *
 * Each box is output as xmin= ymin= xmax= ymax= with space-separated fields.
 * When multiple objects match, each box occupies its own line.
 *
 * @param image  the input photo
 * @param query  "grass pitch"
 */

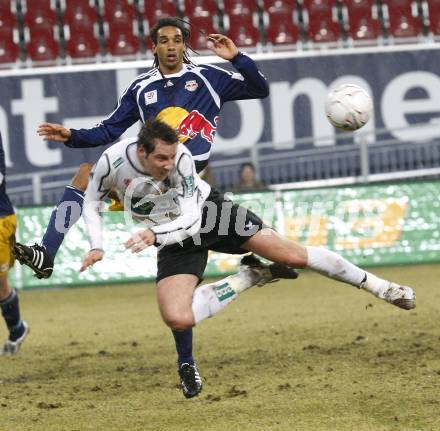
xmin=1 ymin=264 xmax=440 ymax=431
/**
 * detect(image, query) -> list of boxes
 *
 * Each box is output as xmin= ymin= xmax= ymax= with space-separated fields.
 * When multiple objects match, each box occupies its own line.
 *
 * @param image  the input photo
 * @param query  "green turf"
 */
xmin=1 ymin=264 xmax=439 ymax=431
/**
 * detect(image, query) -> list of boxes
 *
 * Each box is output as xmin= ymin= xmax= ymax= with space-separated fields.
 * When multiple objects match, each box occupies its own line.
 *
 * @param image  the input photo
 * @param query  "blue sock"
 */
xmin=42 ymin=186 xmax=84 ymax=258
xmin=172 ymin=328 xmax=194 ymax=366
xmin=0 ymin=289 xmax=24 ymax=341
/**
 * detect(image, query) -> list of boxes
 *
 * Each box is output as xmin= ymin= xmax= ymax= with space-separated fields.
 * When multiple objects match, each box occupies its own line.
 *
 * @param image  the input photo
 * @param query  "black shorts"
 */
xmin=156 ymin=188 xmax=266 ymax=283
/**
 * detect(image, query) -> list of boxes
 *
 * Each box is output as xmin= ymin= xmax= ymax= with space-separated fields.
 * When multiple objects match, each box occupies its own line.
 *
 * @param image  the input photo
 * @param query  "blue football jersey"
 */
xmin=0 ymin=132 xmax=14 ymax=217
xmin=66 ymin=53 xmax=269 ymax=171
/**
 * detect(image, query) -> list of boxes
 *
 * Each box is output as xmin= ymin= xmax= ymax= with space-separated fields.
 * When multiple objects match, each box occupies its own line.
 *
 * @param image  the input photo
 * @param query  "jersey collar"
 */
xmin=158 ymin=64 xmax=189 ymax=79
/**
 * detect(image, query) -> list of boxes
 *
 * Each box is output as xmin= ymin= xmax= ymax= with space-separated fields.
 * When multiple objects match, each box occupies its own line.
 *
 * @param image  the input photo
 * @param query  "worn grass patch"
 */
xmin=1 ymin=264 xmax=439 ymax=431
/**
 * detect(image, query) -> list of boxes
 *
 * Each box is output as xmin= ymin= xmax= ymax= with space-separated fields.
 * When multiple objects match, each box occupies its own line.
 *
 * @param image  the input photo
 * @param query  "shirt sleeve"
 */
xmin=82 ymin=154 xmax=114 ymax=250
xmin=205 ymin=52 xmax=269 ymax=104
xmin=149 ymin=152 xmax=206 ymax=246
xmin=65 ymin=84 xmax=141 ymax=149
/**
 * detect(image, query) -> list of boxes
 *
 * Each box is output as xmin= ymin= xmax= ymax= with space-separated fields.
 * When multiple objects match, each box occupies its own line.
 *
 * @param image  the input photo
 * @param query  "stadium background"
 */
xmin=1 ymin=1 xmax=440 ymax=288
xmin=1 ymin=2 xmax=440 ymax=430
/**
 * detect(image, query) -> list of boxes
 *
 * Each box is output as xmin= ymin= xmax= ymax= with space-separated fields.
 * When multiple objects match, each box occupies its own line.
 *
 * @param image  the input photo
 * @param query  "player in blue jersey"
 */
xmin=14 ymin=17 xmax=269 ymax=279
xmin=0 ymin=132 xmax=29 ymax=355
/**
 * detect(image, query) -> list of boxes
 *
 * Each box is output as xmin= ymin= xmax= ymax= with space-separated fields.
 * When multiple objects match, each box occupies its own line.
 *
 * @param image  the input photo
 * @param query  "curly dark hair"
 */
xmin=149 ymin=17 xmax=194 ymax=68
xmin=137 ymin=119 xmax=179 ymax=155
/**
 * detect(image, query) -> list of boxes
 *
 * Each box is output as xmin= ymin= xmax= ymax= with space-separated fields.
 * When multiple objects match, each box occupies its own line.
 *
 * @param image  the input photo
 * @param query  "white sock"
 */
xmin=305 ymin=246 xmax=366 ymax=287
xmin=306 ymin=246 xmax=393 ymax=299
xmin=362 ymin=272 xmax=392 ymax=298
xmin=192 ymin=267 xmax=264 ymax=323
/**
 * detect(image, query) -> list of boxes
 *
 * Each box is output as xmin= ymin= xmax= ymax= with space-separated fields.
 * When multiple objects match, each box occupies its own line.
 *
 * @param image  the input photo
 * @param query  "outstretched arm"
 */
xmin=39 ymin=79 xmax=141 ymax=148
xmin=80 ymin=154 xmax=113 ymax=270
xmin=205 ymin=34 xmax=269 ymax=101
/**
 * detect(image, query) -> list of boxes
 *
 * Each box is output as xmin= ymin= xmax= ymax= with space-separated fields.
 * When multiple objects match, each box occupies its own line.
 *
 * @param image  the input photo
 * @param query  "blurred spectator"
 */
xmin=233 ymin=162 xmax=267 ymax=192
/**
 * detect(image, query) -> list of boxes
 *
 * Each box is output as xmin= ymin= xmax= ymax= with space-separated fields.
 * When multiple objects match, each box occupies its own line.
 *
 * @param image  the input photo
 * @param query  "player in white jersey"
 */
xmin=81 ymin=120 xmax=416 ymax=398
xmin=81 ymin=119 xmax=298 ymax=398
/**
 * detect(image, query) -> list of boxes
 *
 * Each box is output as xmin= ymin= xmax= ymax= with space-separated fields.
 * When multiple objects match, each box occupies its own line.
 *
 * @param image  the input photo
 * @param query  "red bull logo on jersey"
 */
xmin=178 ymin=110 xmax=218 ymax=144
xmin=156 ymin=107 xmax=218 ymax=144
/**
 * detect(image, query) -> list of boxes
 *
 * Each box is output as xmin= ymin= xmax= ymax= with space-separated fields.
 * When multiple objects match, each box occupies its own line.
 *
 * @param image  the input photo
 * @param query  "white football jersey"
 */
xmin=83 ymin=137 xmax=211 ymax=249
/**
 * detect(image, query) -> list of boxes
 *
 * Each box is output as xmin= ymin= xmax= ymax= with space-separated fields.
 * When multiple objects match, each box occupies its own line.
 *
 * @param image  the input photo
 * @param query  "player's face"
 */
xmin=153 ymin=26 xmax=185 ymax=74
xmin=139 ymin=140 xmax=178 ymax=181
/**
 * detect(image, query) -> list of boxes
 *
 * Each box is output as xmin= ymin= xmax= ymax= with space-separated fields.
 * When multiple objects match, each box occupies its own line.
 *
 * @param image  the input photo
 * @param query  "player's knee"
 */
xmin=162 ymin=312 xmax=194 ymax=331
xmin=70 ymin=163 xmax=94 ymax=191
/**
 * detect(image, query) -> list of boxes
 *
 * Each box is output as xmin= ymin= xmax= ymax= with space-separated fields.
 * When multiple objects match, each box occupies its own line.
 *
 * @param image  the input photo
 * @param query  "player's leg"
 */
xmin=0 ymin=214 xmax=29 ymax=355
xmin=242 ymin=228 xmax=415 ymax=310
xmin=156 ymin=273 xmax=201 ymax=399
xmin=156 ymin=244 xmax=298 ymax=398
xmin=190 ymin=254 xmax=298 ymax=323
xmin=14 ymin=163 xmax=93 ymax=279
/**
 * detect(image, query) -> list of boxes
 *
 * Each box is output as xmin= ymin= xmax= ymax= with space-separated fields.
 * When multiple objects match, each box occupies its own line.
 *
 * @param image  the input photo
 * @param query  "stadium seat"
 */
xmin=23 ymin=7 xmax=58 ymax=33
xmin=0 ymin=35 xmax=20 ymax=65
xmin=307 ymin=18 xmax=341 ymax=43
xmin=21 ymin=0 xmax=55 ymax=8
xmin=0 ymin=0 xmax=13 ymax=11
xmin=223 ymin=0 xmax=258 ymax=16
xmin=0 ymin=4 xmax=19 ymax=65
xmin=263 ymin=0 xmax=296 ymax=13
xmin=302 ymin=0 xmax=341 ymax=43
xmin=65 ymin=31 xmax=100 ymax=60
xmin=106 ymin=31 xmax=140 ymax=57
xmin=62 ymin=0 xmax=100 ymax=33
xmin=340 ymin=0 xmax=382 ymax=43
xmin=262 ymin=0 xmax=299 ymax=46
xmin=381 ymin=0 xmax=422 ymax=39
xmin=224 ymin=14 xmax=261 ymax=47
xmin=265 ymin=15 xmax=299 ymax=46
xmin=187 ymin=15 xmax=218 ymax=50
xmin=0 ymin=8 xmax=17 ymax=36
xmin=182 ymin=0 xmax=218 ymax=18
xmin=102 ymin=0 xmax=137 ymax=27
xmin=223 ymin=0 xmax=261 ymax=46
xmin=140 ymin=0 xmax=179 ymax=22
xmin=25 ymin=29 xmax=60 ymax=62
xmin=424 ymin=0 xmax=440 ymax=37
xmin=62 ymin=1 xmax=102 ymax=60
xmin=101 ymin=0 xmax=140 ymax=56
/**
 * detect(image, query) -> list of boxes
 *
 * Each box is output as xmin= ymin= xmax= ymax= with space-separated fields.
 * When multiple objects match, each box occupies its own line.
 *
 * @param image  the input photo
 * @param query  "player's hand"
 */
xmin=207 ymin=34 xmax=239 ymax=61
xmin=80 ymin=249 xmax=104 ymax=272
xmin=37 ymin=122 xmax=71 ymax=142
xmin=125 ymin=229 xmax=156 ymax=253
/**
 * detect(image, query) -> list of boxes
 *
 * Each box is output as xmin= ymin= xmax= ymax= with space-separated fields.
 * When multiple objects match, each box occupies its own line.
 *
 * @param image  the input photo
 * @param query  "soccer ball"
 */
xmin=325 ymin=84 xmax=373 ymax=131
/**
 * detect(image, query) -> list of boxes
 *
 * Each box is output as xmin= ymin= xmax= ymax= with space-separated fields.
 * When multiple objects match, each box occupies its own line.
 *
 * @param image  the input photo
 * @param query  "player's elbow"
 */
xmin=259 ymin=83 xmax=270 ymax=98
xmin=252 ymin=81 xmax=269 ymax=99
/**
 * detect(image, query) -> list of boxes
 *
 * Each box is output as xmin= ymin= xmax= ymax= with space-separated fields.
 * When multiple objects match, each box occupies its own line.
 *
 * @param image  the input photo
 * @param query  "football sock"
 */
xmin=0 ymin=289 xmax=24 ymax=341
xmin=172 ymin=328 xmax=194 ymax=367
xmin=306 ymin=246 xmax=393 ymax=298
xmin=305 ymin=246 xmax=366 ymax=287
xmin=42 ymin=186 xmax=85 ymax=258
xmin=361 ymin=272 xmax=392 ymax=298
xmin=192 ymin=268 xmax=262 ymax=323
